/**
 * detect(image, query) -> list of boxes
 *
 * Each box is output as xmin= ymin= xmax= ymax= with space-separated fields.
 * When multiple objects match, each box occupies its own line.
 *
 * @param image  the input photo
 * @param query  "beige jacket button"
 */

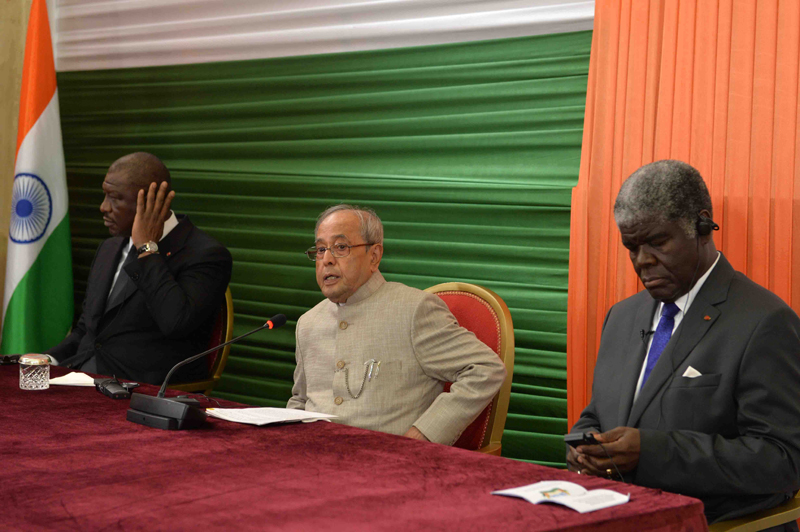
xmin=334 ymin=396 xmax=344 ymax=405
xmin=336 ymin=360 xmax=345 ymax=369
xmin=339 ymin=321 xmax=348 ymax=330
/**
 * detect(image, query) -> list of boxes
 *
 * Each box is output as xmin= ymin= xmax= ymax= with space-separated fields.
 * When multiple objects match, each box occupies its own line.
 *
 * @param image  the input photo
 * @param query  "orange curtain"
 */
xmin=568 ymin=0 xmax=800 ymax=426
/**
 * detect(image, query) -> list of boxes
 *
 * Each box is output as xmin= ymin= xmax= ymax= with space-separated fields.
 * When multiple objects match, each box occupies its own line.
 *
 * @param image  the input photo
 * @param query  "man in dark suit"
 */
xmin=569 ymin=160 xmax=800 ymax=528
xmin=47 ymin=152 xmax=232 ymax=385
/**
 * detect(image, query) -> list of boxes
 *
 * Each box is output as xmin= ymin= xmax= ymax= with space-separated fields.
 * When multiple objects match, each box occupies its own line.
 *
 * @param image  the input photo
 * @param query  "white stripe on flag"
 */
xmin=3 ymin=91 xmax=68 ymax=322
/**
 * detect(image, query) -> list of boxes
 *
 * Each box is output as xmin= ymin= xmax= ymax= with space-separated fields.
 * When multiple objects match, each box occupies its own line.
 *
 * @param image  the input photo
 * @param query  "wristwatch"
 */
xmin=137 ymin=241 xmax=159 ymax=255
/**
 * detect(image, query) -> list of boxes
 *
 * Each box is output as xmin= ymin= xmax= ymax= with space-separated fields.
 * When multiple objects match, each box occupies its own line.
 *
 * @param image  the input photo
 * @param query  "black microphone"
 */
xmin=640 ymin=329 xmax=654 ymax=344
xmin=127 ymin=314 xmax=287 ymax=430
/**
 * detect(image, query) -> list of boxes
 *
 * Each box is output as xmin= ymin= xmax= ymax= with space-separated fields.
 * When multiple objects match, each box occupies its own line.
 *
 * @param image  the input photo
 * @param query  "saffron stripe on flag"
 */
xmin=16 ymin=0 xmax=57 ymax=157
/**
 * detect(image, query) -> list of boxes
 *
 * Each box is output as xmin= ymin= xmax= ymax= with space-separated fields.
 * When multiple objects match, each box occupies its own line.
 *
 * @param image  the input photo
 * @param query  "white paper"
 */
xmin=493 ymin=481 xmax=630 ymax=513
xmin=49 ymin=372 xmax=96 ymax=387
xmin=206 ymin=407 xmax=337 ymax=426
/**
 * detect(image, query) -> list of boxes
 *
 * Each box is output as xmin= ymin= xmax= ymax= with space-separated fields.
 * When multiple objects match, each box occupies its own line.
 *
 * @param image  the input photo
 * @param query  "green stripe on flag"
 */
xmin=1 ymin=216 xmax=74 ymax=354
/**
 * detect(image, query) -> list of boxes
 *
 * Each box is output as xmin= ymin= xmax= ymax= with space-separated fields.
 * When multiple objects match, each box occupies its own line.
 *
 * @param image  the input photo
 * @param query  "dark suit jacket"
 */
xmin=572 ymin=254 xmax=800 ymax=523
xmin=48 ymin=216 xmax=232 ymax=385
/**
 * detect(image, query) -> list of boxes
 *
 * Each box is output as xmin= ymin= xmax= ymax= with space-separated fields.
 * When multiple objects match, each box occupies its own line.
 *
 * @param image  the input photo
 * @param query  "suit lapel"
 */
xmin=105 ymin=262 xmax=137 ymax=313
xmin=626 ymin=255 xmax=733 ymax=427
xmin=92 ymin=238 xmax=128 ymax=318
xmin=617 ymin=298 xmax=658 ymax=426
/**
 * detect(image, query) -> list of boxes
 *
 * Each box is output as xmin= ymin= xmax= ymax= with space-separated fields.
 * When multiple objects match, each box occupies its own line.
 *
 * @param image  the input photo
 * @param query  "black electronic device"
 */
xmin=95 ymin=377 xmax=140 ymax=399
xmin=696 ymin=214 xmax=719 ymax=236
xmin=127 ymin=394 xmax=206 ymax=429
xmin=126 ymin=314 xmax=287 ymax=430
xmin=0 ymin=354 xmax=21 ymax=365
xmin=564 ymin=432 xmax=599 ymax=448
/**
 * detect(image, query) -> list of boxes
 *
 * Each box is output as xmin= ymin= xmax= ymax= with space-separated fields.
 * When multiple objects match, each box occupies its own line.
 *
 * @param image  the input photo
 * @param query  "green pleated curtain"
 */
xmin=56 ymin=30 xmax=591 ymax=466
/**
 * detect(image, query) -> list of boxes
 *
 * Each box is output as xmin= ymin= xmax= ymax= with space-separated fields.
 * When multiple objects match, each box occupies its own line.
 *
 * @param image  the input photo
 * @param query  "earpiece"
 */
xmin=696 ymin=215 xmax=719 ymax=236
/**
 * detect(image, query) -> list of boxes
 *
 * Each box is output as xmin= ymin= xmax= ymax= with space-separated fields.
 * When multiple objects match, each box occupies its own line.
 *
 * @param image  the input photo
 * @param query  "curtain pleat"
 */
xmin=568 ymin=0 xmax=800 ymax=426
xmin=54 ymin=0 xmax=594 ymax=71
xmin=58 ymin=31 xmax=591 ymax=464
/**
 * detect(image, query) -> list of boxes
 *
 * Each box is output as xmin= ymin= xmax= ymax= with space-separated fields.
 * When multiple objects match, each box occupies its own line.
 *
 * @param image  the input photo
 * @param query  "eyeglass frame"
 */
xmin=305 ymin=242 xmax=375 ymax=261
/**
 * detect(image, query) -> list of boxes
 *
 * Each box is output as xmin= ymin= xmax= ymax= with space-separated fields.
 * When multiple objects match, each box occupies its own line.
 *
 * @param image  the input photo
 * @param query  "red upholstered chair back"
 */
xmin=425 ymin=283 xmax=515 ymax=456
xmin=170 ymin=287 xmax=234 ymax=396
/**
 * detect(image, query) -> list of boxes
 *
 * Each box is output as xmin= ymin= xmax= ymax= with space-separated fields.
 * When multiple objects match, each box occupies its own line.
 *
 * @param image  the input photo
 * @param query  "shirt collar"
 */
xmin=161 ymin=211 xmax=179 ymax=240
xmin=335 ymin=271 xmax=385 ymax=307
xmin=663 ymin=251 xmax=721 ymax=316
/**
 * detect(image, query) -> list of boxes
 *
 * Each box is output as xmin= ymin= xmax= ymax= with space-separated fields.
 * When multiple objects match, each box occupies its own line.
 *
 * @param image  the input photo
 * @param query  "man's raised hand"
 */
xmin=132 ymin=181 xmax=174 ymax=249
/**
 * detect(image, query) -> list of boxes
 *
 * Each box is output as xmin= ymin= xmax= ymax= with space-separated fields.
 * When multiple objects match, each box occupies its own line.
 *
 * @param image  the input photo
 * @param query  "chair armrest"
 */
xmin=478 ymin=442 xmax=502 ymax=456
xmin=170 ymin=378 xmax=218 ymax=394
xmin=708 ymin=495 xmax=800 ymax=532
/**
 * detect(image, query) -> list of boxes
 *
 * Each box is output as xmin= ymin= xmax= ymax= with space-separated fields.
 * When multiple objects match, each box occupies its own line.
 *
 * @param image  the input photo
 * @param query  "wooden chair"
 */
xmin=170 ymin=286 xmax=234 ymax=396
xmin=425 ymin=282 xmax=515 ymax=456
xmin=708 ymin=493 xmax=800 ymax=532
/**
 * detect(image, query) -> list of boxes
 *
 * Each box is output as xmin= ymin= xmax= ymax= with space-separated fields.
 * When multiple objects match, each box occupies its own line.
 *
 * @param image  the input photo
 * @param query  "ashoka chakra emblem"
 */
xmin=10 ymin=173 xmax=53 ymax=244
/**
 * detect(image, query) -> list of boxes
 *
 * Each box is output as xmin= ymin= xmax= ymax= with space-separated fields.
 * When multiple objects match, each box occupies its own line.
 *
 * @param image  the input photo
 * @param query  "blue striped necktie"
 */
xmin=640 ymin=302 xmax=680 ymax=389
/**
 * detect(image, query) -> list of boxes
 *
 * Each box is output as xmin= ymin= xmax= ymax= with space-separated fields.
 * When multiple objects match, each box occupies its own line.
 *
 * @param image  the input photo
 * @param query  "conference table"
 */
xmin=2 ymin=366 xmax=708 ymax=531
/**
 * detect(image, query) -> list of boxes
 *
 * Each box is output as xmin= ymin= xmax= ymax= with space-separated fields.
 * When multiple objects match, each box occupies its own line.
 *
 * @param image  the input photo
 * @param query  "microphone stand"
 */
xmin=127 ymin=315 xmax=286 ymax=430
xmin=157 ymin=323 xmax=273 ymax=398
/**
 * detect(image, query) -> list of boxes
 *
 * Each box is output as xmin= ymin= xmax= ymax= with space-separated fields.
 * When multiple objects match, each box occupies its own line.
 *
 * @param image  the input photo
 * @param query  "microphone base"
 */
xmin=126 ymin=393 xmax=206 ymax=430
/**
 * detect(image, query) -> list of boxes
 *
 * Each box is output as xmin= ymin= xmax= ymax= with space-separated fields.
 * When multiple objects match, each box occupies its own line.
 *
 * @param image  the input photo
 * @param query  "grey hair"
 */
xmin=614 ymin=160 xmax=713 ymax=238
xmin=315 ymin=204 xmax=384 ymax=245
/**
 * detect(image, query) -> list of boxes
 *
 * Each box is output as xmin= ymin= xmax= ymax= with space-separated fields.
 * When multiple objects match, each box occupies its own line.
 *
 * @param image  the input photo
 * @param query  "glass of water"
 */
xmin=19 ymin=354 xmax=50 ymax=390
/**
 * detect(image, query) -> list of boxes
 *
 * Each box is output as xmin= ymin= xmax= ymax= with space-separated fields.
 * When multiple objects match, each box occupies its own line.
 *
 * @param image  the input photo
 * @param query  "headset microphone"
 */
xmin=696 ymin=215 xmax=719 ymax=236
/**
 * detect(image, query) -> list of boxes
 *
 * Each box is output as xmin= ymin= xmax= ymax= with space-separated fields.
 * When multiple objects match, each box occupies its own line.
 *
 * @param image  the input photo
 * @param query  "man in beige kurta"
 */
xmin=287 ymin=205 xmax=506 ymax=445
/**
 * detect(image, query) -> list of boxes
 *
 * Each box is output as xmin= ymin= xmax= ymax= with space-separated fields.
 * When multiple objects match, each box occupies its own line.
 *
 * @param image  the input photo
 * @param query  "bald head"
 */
xmin=107 ymin=152 xmax=171 ymax=189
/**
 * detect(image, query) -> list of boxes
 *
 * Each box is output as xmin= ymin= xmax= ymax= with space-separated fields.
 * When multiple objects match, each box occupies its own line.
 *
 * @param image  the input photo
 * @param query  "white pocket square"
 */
xmin=682 ymin=366 xmax=702 ymax=378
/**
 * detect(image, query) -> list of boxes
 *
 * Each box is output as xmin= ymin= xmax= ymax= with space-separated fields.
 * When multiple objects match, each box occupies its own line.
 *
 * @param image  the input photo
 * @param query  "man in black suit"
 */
xmin=47 ymin=152 xmax=232 ymax=385
xmin=569 ymin=160 xmax=800 ymax=528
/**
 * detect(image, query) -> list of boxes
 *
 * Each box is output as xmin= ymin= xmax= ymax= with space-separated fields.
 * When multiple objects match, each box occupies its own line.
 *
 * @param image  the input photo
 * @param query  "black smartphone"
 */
xmin=564 ymin=432 xmax=599 ymax=447
xmin=0 ymin=354 xmax=21 ymax=365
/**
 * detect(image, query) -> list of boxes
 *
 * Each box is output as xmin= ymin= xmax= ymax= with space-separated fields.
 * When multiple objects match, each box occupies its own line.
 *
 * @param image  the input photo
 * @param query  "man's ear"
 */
xmin=369 ymin=244 xmax=383 ymax=272
xmin=697 ymin=209 xmax=717 ymax=244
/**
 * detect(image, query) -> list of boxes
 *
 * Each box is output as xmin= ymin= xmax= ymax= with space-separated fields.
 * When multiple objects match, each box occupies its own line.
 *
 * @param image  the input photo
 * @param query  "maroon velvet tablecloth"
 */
xmin=1 ymin=366 xmax=708 ymax=531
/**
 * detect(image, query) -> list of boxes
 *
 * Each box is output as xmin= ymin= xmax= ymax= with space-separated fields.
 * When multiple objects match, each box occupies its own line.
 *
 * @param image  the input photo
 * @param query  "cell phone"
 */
xmin=0 ymin=354 xmax=21 ymax=365
xmin=94 ymin=378 xmax=139 ymax=399
xmin=564 ymin=432 xmax=599 ymax=447
xmin=96 ymin=378 xmax=131 ymax=399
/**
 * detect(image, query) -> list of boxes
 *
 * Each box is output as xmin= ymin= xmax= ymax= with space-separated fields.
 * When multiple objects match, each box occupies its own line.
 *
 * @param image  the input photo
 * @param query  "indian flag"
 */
xmin=1 ymin=0 xmax=73 ymax=354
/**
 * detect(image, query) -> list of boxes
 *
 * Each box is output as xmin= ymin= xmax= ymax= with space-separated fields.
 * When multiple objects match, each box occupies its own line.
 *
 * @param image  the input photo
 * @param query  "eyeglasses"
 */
xmin=305 ymin=243 xmax=373 ymax=261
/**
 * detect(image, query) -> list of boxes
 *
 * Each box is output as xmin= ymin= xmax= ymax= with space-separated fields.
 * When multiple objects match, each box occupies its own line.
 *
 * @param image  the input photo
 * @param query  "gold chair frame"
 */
xmin=170 ymin=286 xmax=234 ymax=396
xmin=425 ymin=282 xmax=515 ymax=456
xmin=708 ymin=493 xmax=800 ymax=532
